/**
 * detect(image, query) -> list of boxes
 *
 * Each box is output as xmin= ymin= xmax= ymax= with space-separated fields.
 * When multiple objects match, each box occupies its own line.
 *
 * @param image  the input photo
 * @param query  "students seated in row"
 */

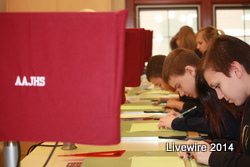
xmin=146 ymin=55 xmax=176 ymax=92
xmin=196 ymin=26 xmax=225 ymax=55
xmin=170 ymin=25 xmax=202 ymax=57
xmin=146 ymin=55 xmax=200 ymax=111
xmin=158 ymin=48 xmax=241 ymax=140
xmin=178 ymin=35 xmax=250 ymax=167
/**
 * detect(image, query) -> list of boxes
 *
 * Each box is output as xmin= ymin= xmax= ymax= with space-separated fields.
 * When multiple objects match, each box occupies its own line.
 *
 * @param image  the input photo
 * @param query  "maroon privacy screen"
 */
xmin=124 ymin=28 xmax=153 ymax=87
xmin=0 ymin=10 xmax=127 ymax=145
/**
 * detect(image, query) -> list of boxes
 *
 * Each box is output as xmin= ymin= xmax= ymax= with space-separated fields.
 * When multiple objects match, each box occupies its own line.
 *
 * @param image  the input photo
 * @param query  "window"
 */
xmin=137 ymin=5 xmax=200 ymax=56
xmin=214 ymin=5 xmax=250 ymax=44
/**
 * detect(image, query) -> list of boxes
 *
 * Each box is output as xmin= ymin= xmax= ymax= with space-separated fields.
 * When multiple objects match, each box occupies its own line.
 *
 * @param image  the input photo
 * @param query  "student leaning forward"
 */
xmin=178 ymin=35 xmax=250 ymax=167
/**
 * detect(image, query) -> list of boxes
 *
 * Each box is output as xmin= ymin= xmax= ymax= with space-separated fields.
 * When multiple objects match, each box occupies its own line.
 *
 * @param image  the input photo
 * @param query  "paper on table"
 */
xmin=129 ymin=122 xmax=171 ymax=132
xmin=137 ymin=94 xmax=179 ymax=100
xmin=131 ymin=156 xmax=189 ymax=167
xmin=120 ymin=111 xmax=166 ymax=119
xmin=121 ymin=114 xmax=164 ymax=119
xmin=121 ymin=103 xmax=164 ymax=111
xmin=139 ymin=90 xmax=171 ymax=95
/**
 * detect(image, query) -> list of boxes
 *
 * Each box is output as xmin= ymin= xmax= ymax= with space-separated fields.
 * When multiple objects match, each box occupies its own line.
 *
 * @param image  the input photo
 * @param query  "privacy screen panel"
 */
xmin=0 ymin=10 xmax=127 ymax=145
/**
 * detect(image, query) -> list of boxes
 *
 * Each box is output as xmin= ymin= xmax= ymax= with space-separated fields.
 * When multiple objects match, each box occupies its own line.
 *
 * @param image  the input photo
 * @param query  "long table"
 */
xmin=21 ymin=89 xmax=209 ymax=167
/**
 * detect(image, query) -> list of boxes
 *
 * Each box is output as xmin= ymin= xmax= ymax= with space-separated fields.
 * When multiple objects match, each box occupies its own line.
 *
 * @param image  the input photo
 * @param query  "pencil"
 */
xmin=176 ymin=106 xmax=197 ymax=118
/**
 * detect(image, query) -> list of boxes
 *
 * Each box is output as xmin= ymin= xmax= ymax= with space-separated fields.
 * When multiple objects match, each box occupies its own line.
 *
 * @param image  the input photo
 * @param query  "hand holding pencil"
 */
xmin=158 ymin=106 xmax=197 ymax=129
xmin=176 ymin=106 xmax=197 ymax=117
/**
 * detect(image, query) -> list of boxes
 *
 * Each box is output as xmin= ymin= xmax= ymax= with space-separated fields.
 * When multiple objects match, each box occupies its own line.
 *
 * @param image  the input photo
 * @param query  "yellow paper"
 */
xmin=120 ymin=114 xmax=163 ymax=119
xmin=129 ymin=122 xmax=171 ymax=132
xmin=139 ymin=90 xmax=171 ymax=95
xmin=131 ymin=156 xmax=186 ymax=167
xmin=121 ymin=103 xmax=163 ymax=111
xmin=137 ymin=94 xmax=179 ymax=100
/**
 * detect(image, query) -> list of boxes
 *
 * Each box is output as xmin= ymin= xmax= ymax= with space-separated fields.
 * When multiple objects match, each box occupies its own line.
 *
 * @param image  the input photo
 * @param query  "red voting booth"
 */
xmin=124 ymin=28 xmax=153 ymax=87
xmin=0 ymin=10 xmax=127 ymax=145
xmin=120 ymin=28 xmax=153 ymax=104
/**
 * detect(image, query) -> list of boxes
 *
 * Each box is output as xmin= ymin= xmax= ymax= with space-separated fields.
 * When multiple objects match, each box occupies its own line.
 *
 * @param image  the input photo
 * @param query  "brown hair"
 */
xmin=146 ymin=55 xmax=166 ymax=81
xmin=162 ymin=48 xmax=200 ymax=84
xmin=170 ymin=26 xmax=197 ymax=51
xmin=203 ymin=35 xmax=250 ymax=76
xmin=196 ymin=56 xmax=241 ymax=138
xmin=198 ymin=26 xmax=225 ymax=43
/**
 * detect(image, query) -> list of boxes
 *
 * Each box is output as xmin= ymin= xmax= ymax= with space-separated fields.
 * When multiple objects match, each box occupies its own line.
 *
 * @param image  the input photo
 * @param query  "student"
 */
xmin=146 ymin=55 xmax=200 ymax=111
xmin=178 ymin=35 xmax=250 ymax=166
xmin=170 ymin=25 xmax=202 ymax=57
xmin=146 ymin=55 xmax=176 ymax=92
xmin=158 ymin=48 xmax=240 ymax=140
xmin=196 ymin=26 xmax=225 ymax=54
xmin=195 ymin=58 xmax=241 ymax=140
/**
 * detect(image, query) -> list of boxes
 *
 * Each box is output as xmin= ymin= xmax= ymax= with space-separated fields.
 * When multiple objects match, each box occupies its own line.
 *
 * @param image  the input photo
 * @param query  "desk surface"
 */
xmin=121 ymin=120 xmax=187 ymax=138
xmin=21 ymin=118 xmax=208 ymax=166
xmin=125 ymin=89 xmax=179 ymax=101
xmin=21 ymin=89 xmax=207 ymax=167
xmin=121 ymin=101 xmax=165 ymax=111
xmin=21 ymin=141 xmax=208 ymax=167
xmin=81 ymin=151 xmax=209 ymax=167
xmin=21 ymin=141 xmax=171 ymax=167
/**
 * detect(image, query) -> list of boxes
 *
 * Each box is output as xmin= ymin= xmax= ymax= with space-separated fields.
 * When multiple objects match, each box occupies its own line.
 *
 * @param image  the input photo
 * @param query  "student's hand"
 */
xmin=156 ymin=98 xmax=169 ymax=104
xmin=158 ymin=114 xmax=176 ymax=129
xmin=152 ymin=98 xmax=168 ymax=106
xmin=167 ymin=110 xmax=181 ymax=117
xmin=155 ymin=96 xmax=180 ymax=105
xmin=177 ymin=140 xmax=211 ymax=165
xmin=162 ymin=99 xmax=184 ymax=110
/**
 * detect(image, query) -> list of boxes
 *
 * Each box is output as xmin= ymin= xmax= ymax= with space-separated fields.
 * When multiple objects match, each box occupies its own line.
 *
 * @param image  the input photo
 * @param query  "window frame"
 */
xmin=213 ymin=4 xmax=250 ymax=43
xmin=213 ymin=4 xmax=250 ymax=26
xmin=136 ymin=5 xmax=201 ymax=29
xmin=135 ymin=5 xmax=201 ymax=55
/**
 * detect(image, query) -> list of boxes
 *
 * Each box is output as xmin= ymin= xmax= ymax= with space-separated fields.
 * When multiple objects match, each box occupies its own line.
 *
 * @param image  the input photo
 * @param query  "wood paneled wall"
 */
xmin=0 ymin=0 xmax=6 ymax=12
xmin=4 ymin=0 xmax=125 ymax=12
xmin=126 ymin=0 xmax=250 ymax=28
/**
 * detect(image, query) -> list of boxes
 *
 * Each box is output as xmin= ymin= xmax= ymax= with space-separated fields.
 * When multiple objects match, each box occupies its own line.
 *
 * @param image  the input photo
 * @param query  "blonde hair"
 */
xmin=198 ymin=26 xmax=225 ymax=43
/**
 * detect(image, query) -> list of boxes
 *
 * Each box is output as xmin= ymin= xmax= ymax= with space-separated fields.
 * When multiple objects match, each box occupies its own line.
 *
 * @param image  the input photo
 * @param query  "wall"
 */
xmin=0 ymin=0 xmax=6 ymax=12
xmin=112 ymin=0 xmax=125 ymax=11
xmin=5 ymin=0 xmax=125 ymax=12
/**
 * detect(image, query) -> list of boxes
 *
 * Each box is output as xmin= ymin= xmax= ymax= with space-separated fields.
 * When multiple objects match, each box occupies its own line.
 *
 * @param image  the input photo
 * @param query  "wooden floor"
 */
xmin=0 ymin=142 xmax=39 ymax=167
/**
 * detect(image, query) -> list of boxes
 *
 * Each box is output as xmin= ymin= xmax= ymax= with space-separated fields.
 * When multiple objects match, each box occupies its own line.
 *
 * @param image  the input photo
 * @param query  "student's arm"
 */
xmin=158 ymin=111 xmax=181 ymax=129
xmin=158 ymin=111 xmax=209 ymax=133
xmin=171 ymin=107 xmax=210 ymax=134
xmin=158 ymin=107 xmax=206 ymax=132
xmin=211 ymin=139 xmax=238 ymax=147
xmin=172 ymin=114 xmax=240 ymax=140
xmin=207 ymin=139 xmax=248 ymax=167
xmin=163 ymin=99 xmax=184 ymax=110
xmin=160 ymin=107 xmax=240 ymax=140
xmin=161 ymin=97 xmax=201 ymax=111
xmin=171 ymin=116 xmax=211 ymax=134
xmin=178 ymin=140 xmax=239 ymax=166
xmin=209 ymin=151 xmax=250 ymax=167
